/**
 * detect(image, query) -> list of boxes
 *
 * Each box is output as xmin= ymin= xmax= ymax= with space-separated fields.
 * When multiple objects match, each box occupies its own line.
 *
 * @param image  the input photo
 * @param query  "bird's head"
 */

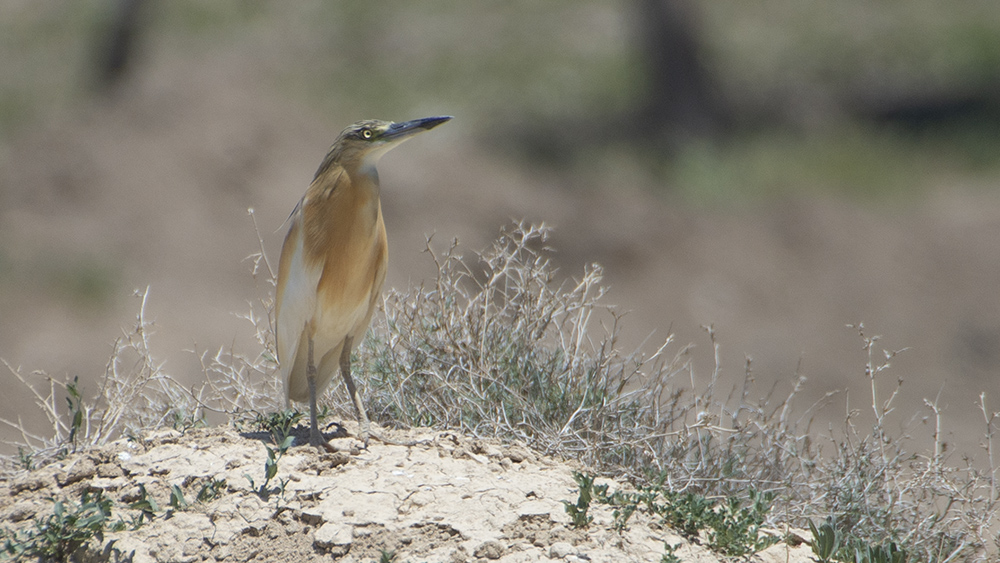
xmin=317 ymin=116 xmax=452 ymax=179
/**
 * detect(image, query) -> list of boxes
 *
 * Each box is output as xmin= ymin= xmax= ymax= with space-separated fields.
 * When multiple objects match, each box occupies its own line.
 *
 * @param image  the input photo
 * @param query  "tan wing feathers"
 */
xmin=275 ymin=164 xmax=388 ymax=404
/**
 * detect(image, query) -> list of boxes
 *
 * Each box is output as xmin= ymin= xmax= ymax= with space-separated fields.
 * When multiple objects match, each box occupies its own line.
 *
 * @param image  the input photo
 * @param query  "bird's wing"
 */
xmin=275 ymin=205 xmax=323 ymax=404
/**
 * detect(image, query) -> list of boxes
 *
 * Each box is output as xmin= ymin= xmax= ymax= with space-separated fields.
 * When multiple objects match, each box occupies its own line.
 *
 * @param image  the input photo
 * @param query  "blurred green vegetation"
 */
xmin=48 ymin=258 xmax=119 ymax=310
xmin=4 ymin=252 xmax=120 ymax=311
xmin=0 ymin=1 xmax=103 ymax=134
xmin=701 ymin=0 xmax=1000 ymax=104
xmin=1 ymin=1 xmax=998 ymax=203
xmin=667 ymin=122 xmax=1000 ymax=205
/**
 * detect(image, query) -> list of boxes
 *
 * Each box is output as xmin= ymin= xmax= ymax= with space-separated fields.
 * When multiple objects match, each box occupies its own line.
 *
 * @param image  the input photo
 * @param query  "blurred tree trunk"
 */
xmin=94 ymin=0 xmax=149 ymax=90
xmin=631 ymin=0 xmax=730 ymax=146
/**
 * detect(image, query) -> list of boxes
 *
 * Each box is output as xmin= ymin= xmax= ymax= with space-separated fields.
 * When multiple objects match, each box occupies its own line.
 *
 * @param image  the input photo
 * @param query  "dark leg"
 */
xmin=307 ymin=337 xmax=335 ymax=451
xmin=339 ymin=336 xmax=371 ymax=445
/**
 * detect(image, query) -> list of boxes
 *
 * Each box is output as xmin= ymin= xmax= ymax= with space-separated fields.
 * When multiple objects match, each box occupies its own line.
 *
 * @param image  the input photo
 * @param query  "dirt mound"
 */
xmin=0 ymin=426 xmax=813 ymax=562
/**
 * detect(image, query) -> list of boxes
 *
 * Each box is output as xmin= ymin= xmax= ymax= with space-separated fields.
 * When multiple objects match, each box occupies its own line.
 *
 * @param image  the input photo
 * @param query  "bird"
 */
xmin=275 ymin=116 xmax=452 ymax=449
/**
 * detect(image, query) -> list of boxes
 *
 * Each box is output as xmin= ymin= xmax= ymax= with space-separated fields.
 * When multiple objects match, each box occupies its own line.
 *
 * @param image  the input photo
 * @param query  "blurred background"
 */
xmin=1 ymin=1 xmax=999 ymax=457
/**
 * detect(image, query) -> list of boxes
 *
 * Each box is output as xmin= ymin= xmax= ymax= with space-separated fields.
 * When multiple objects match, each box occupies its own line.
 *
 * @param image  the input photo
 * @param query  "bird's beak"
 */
xmin=382 ymin=116 xmax=453 ymax=141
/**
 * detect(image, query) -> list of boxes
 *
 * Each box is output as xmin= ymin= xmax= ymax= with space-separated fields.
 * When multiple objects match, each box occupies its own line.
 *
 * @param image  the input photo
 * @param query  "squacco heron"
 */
xmin=276 ymin=116 xmax=452 ymax=449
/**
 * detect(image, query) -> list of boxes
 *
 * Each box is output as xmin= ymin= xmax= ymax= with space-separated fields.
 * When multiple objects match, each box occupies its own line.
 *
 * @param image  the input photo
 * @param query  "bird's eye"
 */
xmin=361 ymin=128 xmax=373 ymax=139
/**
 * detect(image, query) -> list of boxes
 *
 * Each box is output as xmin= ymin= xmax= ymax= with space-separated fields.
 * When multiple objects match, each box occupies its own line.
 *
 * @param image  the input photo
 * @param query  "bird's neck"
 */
xmin=344 ymin=165 xmax=381 ymax=215
xmin=306 ymin=163 xmax=382 ymax=229
xmin=354 ymin=163 xmax=380 ymax=192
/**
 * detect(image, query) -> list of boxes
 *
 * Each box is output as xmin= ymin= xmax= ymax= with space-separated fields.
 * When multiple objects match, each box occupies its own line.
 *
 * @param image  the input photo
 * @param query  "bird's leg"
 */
xmin=306 ymin=337 xmax=334 ymax=451
xmin=339 ymin=336 xmax=371 ymax=446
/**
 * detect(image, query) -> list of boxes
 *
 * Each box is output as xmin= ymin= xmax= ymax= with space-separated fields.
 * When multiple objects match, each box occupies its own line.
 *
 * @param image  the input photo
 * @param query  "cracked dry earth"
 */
xmin=0 ymin=427 xmax=814 ymax=562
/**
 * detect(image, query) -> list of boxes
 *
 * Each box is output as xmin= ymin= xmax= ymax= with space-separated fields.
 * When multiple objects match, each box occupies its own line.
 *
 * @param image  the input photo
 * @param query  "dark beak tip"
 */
xmin=423 ymin=115 xmax=453 ymax=128
xmin=384 ymin=115 xmax=453 ymax=139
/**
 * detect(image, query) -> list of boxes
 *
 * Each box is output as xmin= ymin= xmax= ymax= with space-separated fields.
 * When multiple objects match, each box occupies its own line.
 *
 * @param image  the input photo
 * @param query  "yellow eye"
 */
xmin=361 ymin=128 xmax=373 ymax=139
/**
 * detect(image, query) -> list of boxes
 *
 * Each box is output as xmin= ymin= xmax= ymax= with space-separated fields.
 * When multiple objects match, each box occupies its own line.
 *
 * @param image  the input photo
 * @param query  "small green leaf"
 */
xmin=169 ymin=485 xmax=188 ymax=510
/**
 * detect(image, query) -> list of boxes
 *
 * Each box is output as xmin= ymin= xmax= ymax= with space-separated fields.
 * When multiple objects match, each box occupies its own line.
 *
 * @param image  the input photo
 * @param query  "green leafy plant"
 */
xmin=705 ymin=489 xmax=778 ymax=557
xmin=581 ymin=475 xmax=777 ymax=557
xmin=849 ymin=539 xmax=906 ymax=563
xmin=244 ymin=435 xmax=293 ymax=501
xmin=168 ymin=484 xmax=188 ymax=511
xmin=661 ymin=542 xmax=682 ymax=563
xmin=806 ymin=518 xmax=909 ymax=563
xmin=64 ymin=376 xmax=85 ymax=454
xmin=657 ymin=491 xmax=717 ymax=539
xmin=169 ymin=408 xmax=205 ymax=433
xmin=810 ymin=518 xmax=843 ymax=563
xmin=592 ymin=479 xmax=712 ymax=538
xmin=1 ymin=490 xmax=113 ymax=562
xmin=128 ymin=483 xmax=159 ymax=524
xmin=254 ymin=410 xmax=304 ymax=445
xmin=16 ymin=447 xmax=33 ymax=471
xmin=196 ymin=477 xmax=227 ymax=503
xmin=563 ymin=471 xmax=596 ymax=528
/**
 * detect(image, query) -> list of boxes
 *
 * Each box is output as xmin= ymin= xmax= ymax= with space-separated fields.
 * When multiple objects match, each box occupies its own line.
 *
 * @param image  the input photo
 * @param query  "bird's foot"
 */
xmin=309 ymin=427 xmax=338 ymax=454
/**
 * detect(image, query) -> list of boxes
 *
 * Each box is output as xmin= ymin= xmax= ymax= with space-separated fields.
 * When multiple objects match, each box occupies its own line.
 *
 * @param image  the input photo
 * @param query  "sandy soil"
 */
xmin=0 ymin=426 xmax=815 ymax=562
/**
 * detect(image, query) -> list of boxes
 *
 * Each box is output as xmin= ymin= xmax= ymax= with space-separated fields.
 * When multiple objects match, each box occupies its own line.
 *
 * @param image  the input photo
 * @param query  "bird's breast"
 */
xmin=309 ymin=195 xmax=387 ymax=338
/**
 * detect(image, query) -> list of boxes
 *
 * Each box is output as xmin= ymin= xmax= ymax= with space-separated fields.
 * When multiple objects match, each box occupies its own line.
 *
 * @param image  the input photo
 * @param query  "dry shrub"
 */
xmin=0 ymin=210 xmax=280 ymax=468
xmin=193 ymin=209 xmax=282 ymax=420
xmin=359 ymin=222 xmax=805 ymax=488
xmin=361 ymin=222 xmax=683 ymax=469
xmin=0 ymin=288 xmax=198 ymax=467
xmin=356 ymin=222 xmax=998 ymax=561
